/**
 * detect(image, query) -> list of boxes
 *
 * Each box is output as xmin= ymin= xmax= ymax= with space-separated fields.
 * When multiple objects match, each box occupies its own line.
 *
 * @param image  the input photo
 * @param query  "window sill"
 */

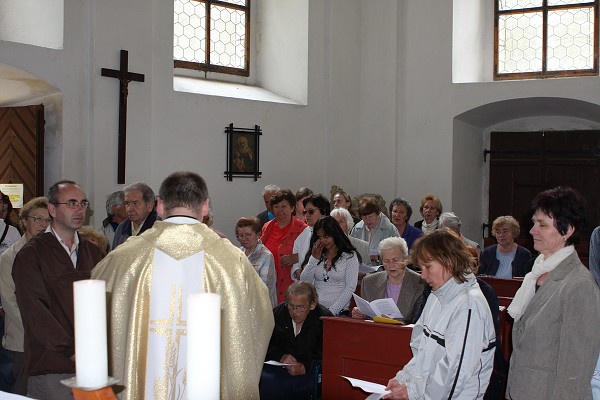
xmin=173 ymin=76 xmax=298 ymax=105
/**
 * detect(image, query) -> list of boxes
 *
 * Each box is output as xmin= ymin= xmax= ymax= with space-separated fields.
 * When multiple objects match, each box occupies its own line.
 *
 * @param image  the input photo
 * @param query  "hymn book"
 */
xmin=352 ymin=293 xmax=404 ymax=319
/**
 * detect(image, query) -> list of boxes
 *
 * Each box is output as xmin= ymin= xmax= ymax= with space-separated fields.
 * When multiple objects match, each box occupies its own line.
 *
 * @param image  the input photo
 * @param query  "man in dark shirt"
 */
xmin=13 ymin=180 xmax=104 ymax=400
xmin=260 ymin=281 xmax=332 ymax=400
xmin=112 ymin=182 xmax=158 ymax=249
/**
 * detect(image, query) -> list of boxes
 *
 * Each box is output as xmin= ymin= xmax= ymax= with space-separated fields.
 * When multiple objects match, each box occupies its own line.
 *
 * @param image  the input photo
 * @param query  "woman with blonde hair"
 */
xmin=413 ymin=193 xmax=442 ymax=233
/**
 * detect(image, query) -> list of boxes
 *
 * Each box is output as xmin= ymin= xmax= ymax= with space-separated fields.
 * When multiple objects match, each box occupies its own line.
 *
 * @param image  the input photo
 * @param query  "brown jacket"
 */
xmin=13 ymin=232 xmax=104 ymax=376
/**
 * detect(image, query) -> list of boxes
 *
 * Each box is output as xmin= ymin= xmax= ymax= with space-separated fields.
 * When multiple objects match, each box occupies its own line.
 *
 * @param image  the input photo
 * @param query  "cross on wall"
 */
xmin=101 ymin=50 xmax=145 ymax=184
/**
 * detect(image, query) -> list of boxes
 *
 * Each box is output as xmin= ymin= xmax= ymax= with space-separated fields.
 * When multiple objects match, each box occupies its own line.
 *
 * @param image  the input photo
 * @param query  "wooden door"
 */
xmin=0 ymin=105 xmax=45 ymax=218
xmin=487 ymin=130 xmax=600 ymax=259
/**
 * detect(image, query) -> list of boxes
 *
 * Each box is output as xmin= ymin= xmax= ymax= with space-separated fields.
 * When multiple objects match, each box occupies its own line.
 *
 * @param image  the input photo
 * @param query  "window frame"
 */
xmin=494 ymin=0 xmax=599 ymax=80
xmin=174 ymin=0 xmax=251 ymax=77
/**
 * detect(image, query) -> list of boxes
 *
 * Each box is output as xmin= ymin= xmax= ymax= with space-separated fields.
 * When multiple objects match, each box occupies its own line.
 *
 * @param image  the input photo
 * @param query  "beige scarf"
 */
xmin=508 ymin=245 xmax=574 ymax=321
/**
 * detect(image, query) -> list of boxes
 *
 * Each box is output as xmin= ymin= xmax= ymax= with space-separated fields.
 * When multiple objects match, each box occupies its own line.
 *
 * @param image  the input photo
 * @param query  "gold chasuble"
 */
xmin=92 ymin=220 xmax=274 ymax=400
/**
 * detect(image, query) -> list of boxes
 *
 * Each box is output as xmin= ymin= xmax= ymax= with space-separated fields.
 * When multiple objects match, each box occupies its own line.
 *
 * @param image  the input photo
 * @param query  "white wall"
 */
xmin=2 ymin=0 xmax=600 ymax=240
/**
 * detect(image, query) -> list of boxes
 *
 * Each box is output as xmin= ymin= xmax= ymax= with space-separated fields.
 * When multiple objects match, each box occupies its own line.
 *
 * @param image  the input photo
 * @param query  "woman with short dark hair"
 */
xmin=261 ymin=189 xmax=307 ymax=303
xmin=389 ymin=198 xmax=423 ymax=249
xmin=506 ymin=187 xmax=600 ymax=400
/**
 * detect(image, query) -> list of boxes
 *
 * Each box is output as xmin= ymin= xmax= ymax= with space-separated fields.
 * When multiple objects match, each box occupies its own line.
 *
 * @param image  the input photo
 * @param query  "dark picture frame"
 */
xmin=224 ymin=123 xmax=262 ymax=181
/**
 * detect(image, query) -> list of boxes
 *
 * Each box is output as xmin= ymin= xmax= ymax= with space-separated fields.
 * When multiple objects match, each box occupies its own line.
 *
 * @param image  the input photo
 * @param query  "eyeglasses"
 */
xmin=236 ymin=233 xmax=255 ymax=239
xmin=27 ymin=215 xmax=52 ymax=224
xmin=285 ymin=302 xmax=309 ymax=311
xmin=53 ymin=200 xmax=90 ymax=209
xmin=302 ymin=208 xmax=319 ymax=216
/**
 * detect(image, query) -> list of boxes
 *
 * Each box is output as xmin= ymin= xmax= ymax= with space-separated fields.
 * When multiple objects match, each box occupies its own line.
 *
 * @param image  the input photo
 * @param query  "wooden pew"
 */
xmin=478 ymin=276 xmax=523 ymax=298
xmin=321 ymin=317 xmax=413 ymax=400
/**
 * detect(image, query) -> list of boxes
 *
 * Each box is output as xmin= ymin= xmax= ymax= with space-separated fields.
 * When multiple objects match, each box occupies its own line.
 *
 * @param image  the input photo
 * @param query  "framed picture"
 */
xmin=225 ymin=124 xmax=262 ymax=181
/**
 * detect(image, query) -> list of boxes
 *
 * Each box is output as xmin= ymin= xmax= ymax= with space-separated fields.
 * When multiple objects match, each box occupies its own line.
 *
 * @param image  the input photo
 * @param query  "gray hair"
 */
xmin=123 ymin=182 xmax=155 ymax=205
xmin=262 ymin=184 xmax=280 ymax=195
xmin=105 ymin=191 xmax=124 ymax=215
xmin=330 ymin=207 xmax=354 ymax=231
xmin=439 ymin=212 xmax=462 ymax=232
xmin=378 ymin=236 xmax=408 ymax=258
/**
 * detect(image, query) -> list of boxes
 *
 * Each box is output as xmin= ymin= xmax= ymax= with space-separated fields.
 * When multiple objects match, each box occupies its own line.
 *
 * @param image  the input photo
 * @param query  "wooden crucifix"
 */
xmin=101 ymin=50 xmax=145 ymax=184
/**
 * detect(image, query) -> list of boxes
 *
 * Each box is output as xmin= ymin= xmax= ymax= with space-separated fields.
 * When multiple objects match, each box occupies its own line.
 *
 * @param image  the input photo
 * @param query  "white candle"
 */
xmin=187 ymin=293 xmax=221 ymax=400
xmin=73 ymin=279 xmax=108 ymax=388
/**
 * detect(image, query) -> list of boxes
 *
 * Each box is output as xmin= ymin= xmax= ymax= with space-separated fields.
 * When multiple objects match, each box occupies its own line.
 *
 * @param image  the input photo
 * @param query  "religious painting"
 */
xmin=225 ymin=124 xmax=262 ymax=181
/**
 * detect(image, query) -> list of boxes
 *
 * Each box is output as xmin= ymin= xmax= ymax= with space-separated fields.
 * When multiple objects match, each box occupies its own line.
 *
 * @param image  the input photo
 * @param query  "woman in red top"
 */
xmin=261 ymin=189 xmax=307 ymax=304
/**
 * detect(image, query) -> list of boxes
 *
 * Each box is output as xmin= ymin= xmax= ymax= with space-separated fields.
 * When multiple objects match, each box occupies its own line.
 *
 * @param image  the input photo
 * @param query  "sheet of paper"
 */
xmin=352 ymin=293 xmax=378 ymax=318
xmin=342 ymin=376 xmax=390 ymax=395
xmin=371 ymin=298 xmax=403 ymax=319
xmin=264 ymin=360 xmax=291 ymax=366
xmin=0 ymin=391 xmax=28 ymax=399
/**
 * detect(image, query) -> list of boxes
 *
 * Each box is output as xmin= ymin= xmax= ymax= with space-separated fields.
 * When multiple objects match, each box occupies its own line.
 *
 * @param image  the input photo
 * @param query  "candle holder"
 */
xmin=61 ymin=376 xmax=119 ymax=400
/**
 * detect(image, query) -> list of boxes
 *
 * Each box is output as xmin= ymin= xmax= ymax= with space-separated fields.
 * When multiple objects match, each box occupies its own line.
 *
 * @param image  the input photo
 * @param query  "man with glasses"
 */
xmin=260 ymin=281 xmax=332 ymax=400
xmin=112 ymin=182 xmax=158 ymax=249
xmin=12 ymin=181 xmax=104 ymax=400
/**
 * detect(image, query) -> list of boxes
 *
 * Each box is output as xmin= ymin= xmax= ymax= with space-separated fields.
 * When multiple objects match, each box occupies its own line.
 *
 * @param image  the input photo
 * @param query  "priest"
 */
xmin=92 ymin=171 xmax=274 ymax=399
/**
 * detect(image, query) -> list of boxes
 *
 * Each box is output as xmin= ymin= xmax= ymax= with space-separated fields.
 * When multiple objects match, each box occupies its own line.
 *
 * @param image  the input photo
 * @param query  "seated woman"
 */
xmin=330 ymin=207 xmax=370 ymax=269
xmin=413 ymin=193 xmax=443 ymax=233
xmin=300 ymin=217 xmax=360 ymax=316
xmin=389 ymin=198 xmax=423 ymax=249
xmin=259 ymin=281 xmax=333 ymax=400
xmin=235 ymin=216 xmax=277 ymax=307
xmin=350 ymin=197 xmax=399 ymax=264
xmin=479 ymin=215 xmax=532 ymax=278
xmin=290 ymin=194 xmax=331 ymax=281
xmin=351 ymin=237 xmax=426 ymax=324
xmin=382 ymin=230 xmax=496 ymax=400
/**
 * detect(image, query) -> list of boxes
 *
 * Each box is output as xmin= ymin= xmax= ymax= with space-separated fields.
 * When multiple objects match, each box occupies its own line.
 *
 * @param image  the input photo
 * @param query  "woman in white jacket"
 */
xmin=383 ymin=229 xmax=496 ymax=400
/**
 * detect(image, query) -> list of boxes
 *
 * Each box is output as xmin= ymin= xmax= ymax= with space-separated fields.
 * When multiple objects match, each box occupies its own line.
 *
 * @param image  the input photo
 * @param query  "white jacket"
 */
xmin=395 ymin=274 xmax=496 ymax=399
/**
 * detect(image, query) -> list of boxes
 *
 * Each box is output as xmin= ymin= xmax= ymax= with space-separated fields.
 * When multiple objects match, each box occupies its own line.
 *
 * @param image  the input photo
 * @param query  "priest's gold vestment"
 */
xmin=92 ymin=220 xmax=274 ymax=400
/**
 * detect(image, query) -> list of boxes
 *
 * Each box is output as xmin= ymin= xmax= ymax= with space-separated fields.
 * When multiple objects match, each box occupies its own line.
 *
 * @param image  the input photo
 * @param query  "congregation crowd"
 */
xmin=0 ymin=178 xmax=598 ymax=400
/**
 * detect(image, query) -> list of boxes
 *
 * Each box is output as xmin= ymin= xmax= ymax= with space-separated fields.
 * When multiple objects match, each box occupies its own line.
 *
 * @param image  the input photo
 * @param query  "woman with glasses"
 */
xmin=261 ymin=189 xmax=307 ymax=304
xmin=235 ymin=216 xmax=277 ymax=307
xmin=0 ymin=197 xmax=49 ymax=394
xmin=300 ymin=216 xmax=360 ymax=316
xmin=290 ymin=194 xmax=331 ymax=281
xmin=260 ymin=281 xmax=333 ymax=400
xmin=351 ymin=237 xmax=426 ymax=324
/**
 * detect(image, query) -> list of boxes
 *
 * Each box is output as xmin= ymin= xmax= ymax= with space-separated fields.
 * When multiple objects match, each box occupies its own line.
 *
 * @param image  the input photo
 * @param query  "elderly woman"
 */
xmin=261 ymin=189 xmax=307 ymax=303
xmin=0 ymin=197 xmax=49 ymax=394
xmin=413 ymin=193 xmax=443 ymax=233
xmin=389 ymin=198 xmax=423 ymax=250
xmin=506 ymin=187 xmax=600 ymax=400
xmin=479 ymin=215 xmax=532 ymax=278
xmin=236 ymin=216 xmax=277 ymax=307
xmin=382 ymin=230 xmax=496 ymax=400
xmin=300 ymin=217 xmax=359 ymax=316
xmin=330 ymin=207 xmax=370 ymax=267
xmin=291 ymin=194 xmax=330 ymax=281
xmin=351 ymin=237 xmax=425 ymax=323
xmin=350 ymin=197 xmax=399 ymax=264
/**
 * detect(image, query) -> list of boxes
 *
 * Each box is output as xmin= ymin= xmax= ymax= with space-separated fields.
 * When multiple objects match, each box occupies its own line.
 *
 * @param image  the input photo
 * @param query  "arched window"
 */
xmin=495 ymin=0 xmax=598 ymax=80
xmin=174 ymin=0 xmax=250 ymax=77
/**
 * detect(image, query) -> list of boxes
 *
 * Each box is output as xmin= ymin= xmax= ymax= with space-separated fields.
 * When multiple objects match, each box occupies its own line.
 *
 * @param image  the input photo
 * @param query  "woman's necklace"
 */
xmin=322 ymin=248 xmax=337 ymax=282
